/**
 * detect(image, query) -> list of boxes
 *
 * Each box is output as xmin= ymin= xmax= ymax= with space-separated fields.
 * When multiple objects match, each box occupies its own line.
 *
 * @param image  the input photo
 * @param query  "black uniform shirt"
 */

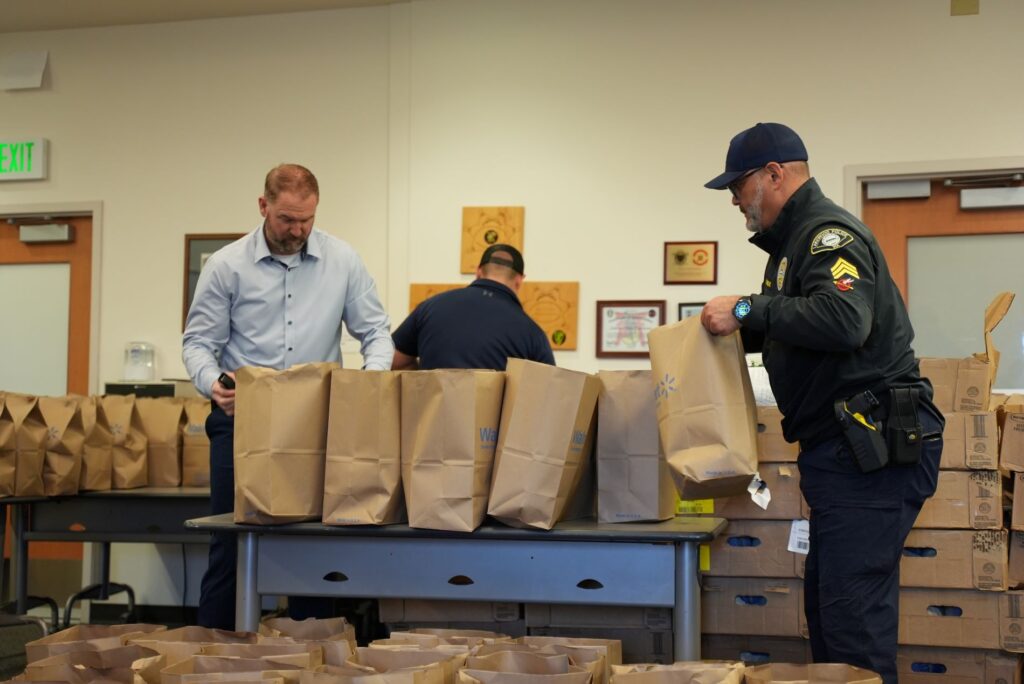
xmin=392 ymin=279 xmax=555 ymax=371
xmin=740 ymin=179 xmax=932 ymax=446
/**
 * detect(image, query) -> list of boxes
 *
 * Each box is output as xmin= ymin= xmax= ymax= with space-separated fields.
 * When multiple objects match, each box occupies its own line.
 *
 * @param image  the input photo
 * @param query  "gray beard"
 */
xmin=745 ymin=180 xmax=765 ymax=233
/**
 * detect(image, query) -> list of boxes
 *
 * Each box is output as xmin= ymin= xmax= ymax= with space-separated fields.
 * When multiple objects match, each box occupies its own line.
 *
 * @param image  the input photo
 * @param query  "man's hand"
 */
xmin=701 ymin=295 xmax=743 ymax=336
xmin=212 ymin=372 xmax=236 ymax=416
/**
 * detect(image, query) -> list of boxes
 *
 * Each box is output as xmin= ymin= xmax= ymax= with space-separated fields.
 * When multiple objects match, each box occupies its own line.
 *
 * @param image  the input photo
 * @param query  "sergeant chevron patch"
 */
xmin=830 ymin=257 xmax=860 ymax=280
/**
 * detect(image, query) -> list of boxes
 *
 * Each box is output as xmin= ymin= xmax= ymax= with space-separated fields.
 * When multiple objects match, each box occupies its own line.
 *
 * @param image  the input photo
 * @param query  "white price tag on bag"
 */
xmin=788 ymin=519 xmax=810 ymax=555
xmin=747 ymin=472 xmax=771 ymax=510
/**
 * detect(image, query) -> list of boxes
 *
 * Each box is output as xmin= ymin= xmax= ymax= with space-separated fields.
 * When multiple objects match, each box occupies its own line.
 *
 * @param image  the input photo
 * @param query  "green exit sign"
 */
xmin=0 ymin=138 xmax=48 ymax=181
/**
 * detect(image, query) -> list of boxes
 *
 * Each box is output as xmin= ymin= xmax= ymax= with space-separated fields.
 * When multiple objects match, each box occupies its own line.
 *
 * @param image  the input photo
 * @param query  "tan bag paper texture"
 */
xmin=648 ymin=318 xmax=758 ymax=499
xmin=136 ymin=397 xmax=185 ymax=486
xmin=401 ymin=370 xmax=505 ymax=532
xmin=596 ymin=370 xmax=675 ymax=523
xmin=488 ymin=359 xmax=600 ymax=530
xmin=182 ymin=397 xmax=212 ymax=486
xmin=2 ymin=393 xmax=47 ymax=496
xmin=79 ymin=395 xmax=113 ymax=491
xmin=37 ymin=396 xmax=85 ymax=496
xmin=102 ymin=394 xmax=149 ymax=489
xmin=323 ymin=369 xmax=405 ymax=525
xmin=234 ymin=363 xmax=336 ymax=524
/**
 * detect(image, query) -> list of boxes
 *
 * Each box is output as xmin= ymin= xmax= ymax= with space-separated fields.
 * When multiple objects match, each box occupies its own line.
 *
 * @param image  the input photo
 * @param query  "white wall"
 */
xmin=2 ymin=0 xmax=1022 ymax=380
xmin=2 ymin=0 xmax=1022 ymax=607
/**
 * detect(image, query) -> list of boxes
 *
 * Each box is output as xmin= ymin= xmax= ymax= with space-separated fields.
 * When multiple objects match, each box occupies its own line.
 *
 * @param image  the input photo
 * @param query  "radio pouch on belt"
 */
xmin=834 ymin=391 xmax=889 ymax=473
xmin=886 ymin=387 xmax=922 ymax=466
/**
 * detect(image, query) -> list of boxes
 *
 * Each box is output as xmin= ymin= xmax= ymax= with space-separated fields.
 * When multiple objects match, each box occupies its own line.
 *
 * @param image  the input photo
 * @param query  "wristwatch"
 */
xmin=733 ymin=296 xmax=752 ymax=323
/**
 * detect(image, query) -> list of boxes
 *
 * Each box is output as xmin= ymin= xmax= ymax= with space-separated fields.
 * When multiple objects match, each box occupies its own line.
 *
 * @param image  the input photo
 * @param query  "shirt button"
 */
xmin=288 ymin=321 xmax=293 ymax=325
xmin=288 ymin=294 xmax=292 ymax=299
xmin=288 ymin=347 xmax=293 ymax=351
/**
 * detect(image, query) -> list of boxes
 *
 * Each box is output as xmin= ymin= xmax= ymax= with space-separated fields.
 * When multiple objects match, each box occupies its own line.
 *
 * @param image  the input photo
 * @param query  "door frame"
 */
xmin=0 ymin=200 xmax=103 ymax=394
xmin=843 ymin=155 xmax=1024 ymax=219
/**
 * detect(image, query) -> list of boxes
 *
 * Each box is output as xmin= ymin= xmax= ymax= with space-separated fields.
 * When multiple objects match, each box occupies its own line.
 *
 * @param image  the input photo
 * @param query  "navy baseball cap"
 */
xmin=704 ymin=123 xmax=808 ymax=190
xmin=479 ymin=243 xmax=524 ymax=275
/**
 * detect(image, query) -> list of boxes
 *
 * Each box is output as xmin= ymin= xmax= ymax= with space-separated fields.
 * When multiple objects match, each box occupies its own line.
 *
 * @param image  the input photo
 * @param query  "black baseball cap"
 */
xmin=704 ymin=122 xmax=808 ymax=190
xmin=479 ymin=243 xmax=524 ymax=275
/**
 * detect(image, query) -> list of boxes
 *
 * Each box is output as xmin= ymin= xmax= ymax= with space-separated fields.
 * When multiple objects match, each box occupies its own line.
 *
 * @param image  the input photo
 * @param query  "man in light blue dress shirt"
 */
xmin=183 ymin=163 xmax=393 ymax=629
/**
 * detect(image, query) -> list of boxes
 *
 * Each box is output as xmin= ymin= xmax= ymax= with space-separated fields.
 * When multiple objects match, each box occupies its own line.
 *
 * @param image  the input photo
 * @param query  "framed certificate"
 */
xmin=595 ymin=300 xmax=666 ymax=358
xmin=664 ymin=241 xmax=718 ymax=285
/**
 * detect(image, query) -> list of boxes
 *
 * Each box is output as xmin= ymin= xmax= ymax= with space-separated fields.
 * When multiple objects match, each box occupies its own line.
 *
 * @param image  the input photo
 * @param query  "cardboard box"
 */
xmin=700 ymin=634 xmax=811 ymax=665
xmin=914 ymin=470 xmax=1001 ymax=529
xmin=378 ymin=599 xmax=521 ymax=623
xmin=997 ymin=395 xmax=1024 ymax=472
xmin=1009 ymin=531 xmax=1024 ymax=589
xmin=921 ymin=358 xmax=958 ymax=415
xmin=941 ymin=412 xmax=999 ymax=470
xmin=1001 ymin=591 xmax=1024 ymax=653
xmin=901 ymin=529 xmax=1007 ymax=591
xmin=1012 ymin=473 xmax=1024 ymax=531
xmin=526 ymin=627 xmax=671 ymax=664
xmin=523 ymin=604 xmax=670 ymax=630
xmin=705 ymin=520 xmax=802 ymax=578
xmin=385 ymin=619 xmax=527 ymax=638
xmin=899 ymin=588 xmax=1002 ymax=649
xmin=756 ymin=406 xmax=798 ymax=463
xmin=897 ymin=646 xmax=1021 ymax=684
xmin=701 ymin=577 xmax=804 ymax=638
xmin=679 ymin=463 xmax=804 ymax=520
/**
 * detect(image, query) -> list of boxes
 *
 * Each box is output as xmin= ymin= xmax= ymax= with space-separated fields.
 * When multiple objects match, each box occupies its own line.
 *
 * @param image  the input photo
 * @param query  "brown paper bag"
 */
xmin=386 ymin=629 xmax=512 ymax=649
xmin=102 ymin=394 xmax=149 ymax=489
xmin=488 ymin=360 xmax=601 ymax=530
xmin=25 ymin=623 xmax=167 ymax=663
xmin=137 ymin=397 xmax=186 ymax=487
xmin=127 ymin=626 xmax=258 ymax=668
xmin=182 ymin=397 xmax=212 ymax=486
xmin=2 ymin=393 xmax=47 ymax=496
xmin=596 ymin=371 xmax=675 ymax=523
xmin=202 ymin=642 xmax=324 ymax=669
xmin=25 ymin=644 xmax=160 ymax=683
xmin=234 ymin=363 xmax=337 ymax=524
xmin=323 ymin=369 xmax=404 ymax=525
xmin=356 ymin=646 xmax=460 ymax=684
xmin=161 ymin=655 xmax=304 ymax=684
xmin=400 ymin=370 xmax=505 ymax=532
xmin=742 ymin=663 xmax=881 ymax=684
xmin=460 ymin=650 xmax=591 ymax=684
xmin=610 ymin=662 xmax=744 ymax=684
xmin=0 ymin=396 xmax=16 ymax=497
xmin=260 ymin=616 xmax=357 ymax=657
xmin=79 ymin=395 xmax=113 ymax=491
xmin=37 ymin=396 xmax=86 ymax=496
xmin=648 ymin=319 xmax=758 ymax=499
xmin=308 ymin=664 xmax=440 ymax=684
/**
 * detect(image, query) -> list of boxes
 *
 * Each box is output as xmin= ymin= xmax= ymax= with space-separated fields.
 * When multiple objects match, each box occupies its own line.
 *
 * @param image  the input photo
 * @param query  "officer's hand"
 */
xmin=701 ymin=296 xmax=743 ymax=336
xmin=212 ymin=372 xmax=236 ymax=416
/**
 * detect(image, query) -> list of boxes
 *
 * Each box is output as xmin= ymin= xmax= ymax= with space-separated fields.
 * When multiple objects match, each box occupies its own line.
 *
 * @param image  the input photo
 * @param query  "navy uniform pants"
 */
xmin=798 ymin=407 xmax=942 ymax=684
xmin=196 ymin=404 xmax=334 ymax=630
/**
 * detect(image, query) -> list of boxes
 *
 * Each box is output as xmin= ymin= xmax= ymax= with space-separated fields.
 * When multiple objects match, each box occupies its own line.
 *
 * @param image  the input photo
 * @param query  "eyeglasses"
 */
xmin=728 ymin=167 xmax=765 ymax=199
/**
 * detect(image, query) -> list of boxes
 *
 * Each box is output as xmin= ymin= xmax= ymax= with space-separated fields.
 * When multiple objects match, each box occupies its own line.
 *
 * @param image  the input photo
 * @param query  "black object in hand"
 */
xmin=218 ymin=372 xmax=236 ymax=390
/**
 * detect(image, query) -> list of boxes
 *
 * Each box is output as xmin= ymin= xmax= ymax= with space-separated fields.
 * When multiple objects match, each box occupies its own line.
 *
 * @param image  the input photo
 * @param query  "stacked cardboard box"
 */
xmin=897 ymin=357 xmax=1022 ymax=669
xmin=692 ymin=405 xmax=812 ymax=665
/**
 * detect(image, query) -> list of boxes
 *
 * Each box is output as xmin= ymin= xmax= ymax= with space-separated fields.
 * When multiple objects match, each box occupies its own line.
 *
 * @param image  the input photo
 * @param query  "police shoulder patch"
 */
xmin=810 ymin=226 xmax=854 ymax=254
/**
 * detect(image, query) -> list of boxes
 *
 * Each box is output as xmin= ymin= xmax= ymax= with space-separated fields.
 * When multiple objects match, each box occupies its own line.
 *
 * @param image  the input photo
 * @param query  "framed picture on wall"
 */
xmin=664 ymin=241 xmax=718 ymax=285
xmin=595 ymin=300 xmax=666 ymax=358
xmin=182 ymin=233 xmax=245 ymax=329
xmin=678 ymin=302 xmax=705 ymax=321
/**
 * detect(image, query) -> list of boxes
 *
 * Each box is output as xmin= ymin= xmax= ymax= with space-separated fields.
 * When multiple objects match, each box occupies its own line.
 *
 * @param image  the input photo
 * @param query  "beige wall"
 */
xmin=2 ymin=0 xmax=1022 ymax=385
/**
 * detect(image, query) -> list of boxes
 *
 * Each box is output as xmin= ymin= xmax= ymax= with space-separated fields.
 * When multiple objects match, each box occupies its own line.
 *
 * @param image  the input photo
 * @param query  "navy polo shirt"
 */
xmin=392 ymin=279 xmax=555 ymax=370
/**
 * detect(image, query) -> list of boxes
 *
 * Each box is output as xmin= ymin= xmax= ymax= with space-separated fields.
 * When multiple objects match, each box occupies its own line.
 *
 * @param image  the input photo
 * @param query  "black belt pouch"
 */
xmin=834 ymin=392 xmax=889 ymax=473
xmin=886 ymin=387 xmax=922 ymax=466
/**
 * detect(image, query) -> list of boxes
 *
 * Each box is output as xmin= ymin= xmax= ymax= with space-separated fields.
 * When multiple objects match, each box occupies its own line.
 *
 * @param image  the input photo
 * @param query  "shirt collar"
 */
xmin=251 ymin=224 xmax=321 ymax=263
xmin=749 ymin=177 xmax=820 ymax=255
xmin=470 ymin=278 xmax=522 ymax=307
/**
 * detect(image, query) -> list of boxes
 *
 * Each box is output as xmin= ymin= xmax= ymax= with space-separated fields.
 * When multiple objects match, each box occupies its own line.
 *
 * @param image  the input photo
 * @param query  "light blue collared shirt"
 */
xmin=182 ymin=226 xmax=393 ymax=397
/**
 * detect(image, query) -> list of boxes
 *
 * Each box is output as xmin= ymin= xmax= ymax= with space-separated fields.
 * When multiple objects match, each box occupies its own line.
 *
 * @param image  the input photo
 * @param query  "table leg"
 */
xmin=235 ymin=532 xmax=259 ymax=632
xmin=674 ymin=541 xmax=700 ymax=661
xmin=0 ymin=503 xmax=7 ymax=607
xmin=13 ymin=505 xmax=28 ymax=615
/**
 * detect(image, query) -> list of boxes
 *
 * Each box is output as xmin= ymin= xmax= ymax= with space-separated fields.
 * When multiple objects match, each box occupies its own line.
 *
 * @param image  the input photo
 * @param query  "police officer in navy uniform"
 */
xmin=700 ymin=123 xmax=943 ymax=683
xmin=392 ymin=244 xmax=554 ymax=371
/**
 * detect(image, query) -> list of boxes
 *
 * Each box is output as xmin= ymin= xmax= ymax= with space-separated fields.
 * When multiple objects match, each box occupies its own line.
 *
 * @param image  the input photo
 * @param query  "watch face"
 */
xmin=734 ymin=299 xmax=752 ymax=319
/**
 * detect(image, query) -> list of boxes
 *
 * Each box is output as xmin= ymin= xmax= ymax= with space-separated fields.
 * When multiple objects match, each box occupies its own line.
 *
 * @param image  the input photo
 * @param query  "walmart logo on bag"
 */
xmin=569 ymin=430 xmax=586 ymax=452
xmin=479 ymin=427 xmax=498 ymax=446
xmin=654 ymin=373 xmax=677 ymax=402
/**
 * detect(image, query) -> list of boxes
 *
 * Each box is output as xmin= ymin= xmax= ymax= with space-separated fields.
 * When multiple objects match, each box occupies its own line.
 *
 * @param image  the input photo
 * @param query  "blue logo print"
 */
xmin=479 ymin=427 xmax=498 ymax=446
xmin=654 ymin=373 xmax=677 ymax=402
